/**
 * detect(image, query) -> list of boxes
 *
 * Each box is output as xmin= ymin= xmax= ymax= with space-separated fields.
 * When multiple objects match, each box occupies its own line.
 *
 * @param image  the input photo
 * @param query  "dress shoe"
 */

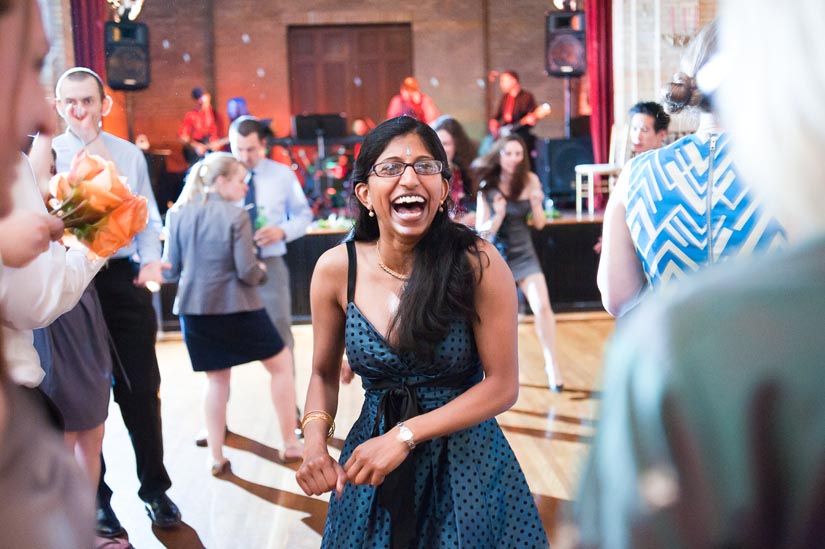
xmin=194 ymin=426 xmax=229 ymax=447
xmin=210 ymin=458 xmax=231 ymax=477
xmin=96 ymin=501 xmax=126 ymax=538
xmin=144 ymin=493 xmax=182 ymax=528
xmin=94 ymin=535 xmax=134 ymax=549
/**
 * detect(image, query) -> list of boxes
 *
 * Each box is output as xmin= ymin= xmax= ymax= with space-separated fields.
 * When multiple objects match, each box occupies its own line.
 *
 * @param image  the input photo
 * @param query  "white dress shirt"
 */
xmin=1 ymin=156 xmax=104 ymax=387
xmin=243 ymin=158 xmax=312 ymax=258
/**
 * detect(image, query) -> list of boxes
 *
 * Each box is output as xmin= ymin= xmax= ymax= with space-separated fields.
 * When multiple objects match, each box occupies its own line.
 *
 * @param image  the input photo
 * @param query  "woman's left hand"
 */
xmin=343 ymin=430 xmax=410 ymax=486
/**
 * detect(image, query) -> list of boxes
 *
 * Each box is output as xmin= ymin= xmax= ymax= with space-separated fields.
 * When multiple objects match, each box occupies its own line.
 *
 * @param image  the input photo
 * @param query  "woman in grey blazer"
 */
xmin=163 ymin=152 xmax=302 ymax=475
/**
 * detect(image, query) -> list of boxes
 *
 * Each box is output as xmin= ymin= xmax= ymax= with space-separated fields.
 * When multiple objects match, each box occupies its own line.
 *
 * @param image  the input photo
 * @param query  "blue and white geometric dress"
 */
xmin=625 ymin=132 xmax=785 ymax=288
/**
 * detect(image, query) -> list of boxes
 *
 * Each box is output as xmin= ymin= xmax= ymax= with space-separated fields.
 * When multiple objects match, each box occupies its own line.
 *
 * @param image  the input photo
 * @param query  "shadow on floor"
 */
xmin=214 ymin=469 xmax=329 ymax=535
xmin=150 ymin=521 xmax=206 ymax=549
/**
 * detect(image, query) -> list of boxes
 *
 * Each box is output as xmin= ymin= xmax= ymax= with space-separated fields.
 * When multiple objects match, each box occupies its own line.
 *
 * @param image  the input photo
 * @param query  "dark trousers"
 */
xmin=95 ymin=259 xmax=171 ymax=504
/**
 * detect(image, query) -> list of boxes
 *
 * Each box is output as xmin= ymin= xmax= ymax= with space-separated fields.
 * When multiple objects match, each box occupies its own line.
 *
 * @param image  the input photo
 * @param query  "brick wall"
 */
xmin=40 ymin=0 xmax=717 ymax=170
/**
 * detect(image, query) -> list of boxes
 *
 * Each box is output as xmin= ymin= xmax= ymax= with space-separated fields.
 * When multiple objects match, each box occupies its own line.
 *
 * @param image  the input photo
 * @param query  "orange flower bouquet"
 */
xmin=48 ymin=150 xmax=148 ymax=258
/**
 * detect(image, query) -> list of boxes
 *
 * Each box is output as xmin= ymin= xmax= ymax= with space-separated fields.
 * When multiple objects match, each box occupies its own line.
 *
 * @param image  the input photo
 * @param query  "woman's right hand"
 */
xmin=296 ymin=448 xmax=348 ymax=497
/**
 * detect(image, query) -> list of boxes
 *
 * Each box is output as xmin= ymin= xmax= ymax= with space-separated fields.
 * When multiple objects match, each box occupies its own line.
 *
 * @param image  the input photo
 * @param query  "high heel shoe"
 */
xmin=545 ymin=365 xmax=564 ymax=393
xmin=210 ymin=459 xmax=231 ymax=477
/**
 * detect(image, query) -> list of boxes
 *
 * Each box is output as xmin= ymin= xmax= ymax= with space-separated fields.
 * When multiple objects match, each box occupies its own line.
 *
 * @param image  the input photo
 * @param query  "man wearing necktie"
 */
xmin=230 ymin=116 xmax=312 ymax=356
xmin=244 ymin=169 xmax=259 ymax=231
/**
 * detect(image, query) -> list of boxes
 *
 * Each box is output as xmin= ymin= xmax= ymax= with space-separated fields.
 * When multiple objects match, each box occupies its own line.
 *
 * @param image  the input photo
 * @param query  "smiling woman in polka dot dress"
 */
xmin=295 ymin=116 xmax=549 ymax=548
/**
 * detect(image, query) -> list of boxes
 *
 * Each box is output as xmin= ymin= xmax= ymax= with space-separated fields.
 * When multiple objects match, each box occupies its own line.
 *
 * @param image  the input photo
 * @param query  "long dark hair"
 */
xmin=473 ymin=134 xmax=530 ymax=200
xmin=431 ymin=115 xmax=479 ymax=196
xmin=350 ymin=116 xmax=483 ymax=361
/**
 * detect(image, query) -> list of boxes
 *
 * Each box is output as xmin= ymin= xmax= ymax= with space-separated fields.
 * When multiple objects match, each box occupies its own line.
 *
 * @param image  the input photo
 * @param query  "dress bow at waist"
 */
xmin=364 ymin=367 xmax=482 ymax=549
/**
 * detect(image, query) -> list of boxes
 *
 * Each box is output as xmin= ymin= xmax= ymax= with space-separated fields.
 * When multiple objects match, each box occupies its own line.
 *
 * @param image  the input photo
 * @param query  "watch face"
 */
xmin=397 ymin=424 xmax=415 ymax=448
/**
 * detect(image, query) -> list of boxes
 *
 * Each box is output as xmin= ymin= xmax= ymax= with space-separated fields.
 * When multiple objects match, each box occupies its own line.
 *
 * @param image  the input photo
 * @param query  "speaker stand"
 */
xmin=125 ymin=91 xmax=136 ymax=143
xmin=563 ymin=75 xmax=572 ymax=139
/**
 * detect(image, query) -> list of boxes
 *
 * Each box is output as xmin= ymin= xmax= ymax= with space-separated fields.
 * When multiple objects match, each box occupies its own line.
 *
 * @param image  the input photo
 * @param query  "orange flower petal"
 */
xmin=68 ymin=150 xmax=106 ymax=183
xmin=48 ymin=173 xmax=72 ymax=201
xmin=77 ymin=180 xmax=122 ymax=213
xmin=85 ymin=196 xmax=148 ymax=257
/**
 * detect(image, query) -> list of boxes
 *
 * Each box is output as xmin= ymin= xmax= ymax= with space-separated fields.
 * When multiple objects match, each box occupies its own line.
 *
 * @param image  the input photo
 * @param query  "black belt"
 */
xmin=363 ymin=367 xmax=482 ymax=548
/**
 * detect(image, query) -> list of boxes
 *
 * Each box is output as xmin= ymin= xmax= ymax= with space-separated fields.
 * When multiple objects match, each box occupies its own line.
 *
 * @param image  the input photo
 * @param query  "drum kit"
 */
xmin=267 ymin=135 xmax=360 ymax=218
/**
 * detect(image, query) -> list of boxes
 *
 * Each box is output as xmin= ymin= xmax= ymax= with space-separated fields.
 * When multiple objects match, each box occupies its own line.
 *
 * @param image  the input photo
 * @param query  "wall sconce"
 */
xmin=106 ymin=0 xmax=144 ymax=22
xmin=662 ymin=4 xmax=697 ymax=47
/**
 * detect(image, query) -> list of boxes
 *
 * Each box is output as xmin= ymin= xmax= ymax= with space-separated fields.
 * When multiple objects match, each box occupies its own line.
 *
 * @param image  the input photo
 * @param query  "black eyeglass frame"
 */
xmin=369 ymin=160 xmax=444 ymax=178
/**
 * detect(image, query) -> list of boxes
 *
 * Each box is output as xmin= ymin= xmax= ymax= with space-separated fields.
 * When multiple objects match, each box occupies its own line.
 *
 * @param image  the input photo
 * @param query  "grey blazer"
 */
xmin=162 ymin=193 xmax=266 ymax=315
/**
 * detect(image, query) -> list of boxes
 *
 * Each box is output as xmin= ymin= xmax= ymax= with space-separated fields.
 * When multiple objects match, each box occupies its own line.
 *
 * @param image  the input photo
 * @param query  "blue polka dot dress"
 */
xmin=320 ymin=241 xmax=549 ymax=548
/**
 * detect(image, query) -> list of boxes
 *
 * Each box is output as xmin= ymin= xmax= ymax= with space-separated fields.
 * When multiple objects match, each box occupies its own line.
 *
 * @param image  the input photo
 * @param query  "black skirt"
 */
xmin=180 ymin=309 xmax=285 ymax=372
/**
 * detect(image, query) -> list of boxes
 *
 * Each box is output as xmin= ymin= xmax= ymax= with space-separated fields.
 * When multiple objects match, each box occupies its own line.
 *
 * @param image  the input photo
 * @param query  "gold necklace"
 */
xmin=375 ymin=242 xmax=410 ymax=281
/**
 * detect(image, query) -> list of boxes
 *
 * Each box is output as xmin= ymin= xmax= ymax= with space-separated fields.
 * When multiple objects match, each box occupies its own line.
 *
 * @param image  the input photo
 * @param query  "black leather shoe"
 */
xmin=96 ymin=501 xmax=126 ymax=538
xmin=144 ymin=494 xmax=182 ymax=528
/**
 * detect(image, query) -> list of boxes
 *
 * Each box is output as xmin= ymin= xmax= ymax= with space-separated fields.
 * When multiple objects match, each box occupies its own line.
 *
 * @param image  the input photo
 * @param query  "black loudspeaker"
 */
xmin=535 ymin=137 xmax=593 ymax=208
xmin=105 ymin=21 xmax=150 ymax=91
xmin=546 ymin=11 xmax=586 ymax=77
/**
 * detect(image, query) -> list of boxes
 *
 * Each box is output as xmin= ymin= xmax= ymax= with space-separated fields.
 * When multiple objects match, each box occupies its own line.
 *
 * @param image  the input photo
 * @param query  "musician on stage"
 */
xmin=179 ymin=86 xmax=223 ymax=166
xmin=488 ymin=70 xmax=538 ymax=169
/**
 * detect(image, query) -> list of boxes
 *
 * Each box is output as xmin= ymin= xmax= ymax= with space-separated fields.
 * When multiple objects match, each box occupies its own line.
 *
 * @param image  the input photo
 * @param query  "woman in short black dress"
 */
xmin=163 ymin=153 xmax=302 ymax=473
xmin=475 ymin=135 xmax=564 ymax=390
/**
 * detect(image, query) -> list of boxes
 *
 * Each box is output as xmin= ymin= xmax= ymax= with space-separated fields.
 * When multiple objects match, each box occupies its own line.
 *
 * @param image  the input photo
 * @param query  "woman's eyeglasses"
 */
xmin=370 ymin=160 xmax=443 ymax=178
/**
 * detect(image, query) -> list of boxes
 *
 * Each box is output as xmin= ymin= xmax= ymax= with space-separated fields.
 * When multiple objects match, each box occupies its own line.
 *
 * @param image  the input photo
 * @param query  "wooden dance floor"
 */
xmin=102 ymin=313 xmax=614 ymax=548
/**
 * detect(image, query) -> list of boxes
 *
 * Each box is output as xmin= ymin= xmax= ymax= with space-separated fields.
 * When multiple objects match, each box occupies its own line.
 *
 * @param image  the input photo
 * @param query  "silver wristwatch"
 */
xmin=396 ymin=422 xmax=416 ymax=450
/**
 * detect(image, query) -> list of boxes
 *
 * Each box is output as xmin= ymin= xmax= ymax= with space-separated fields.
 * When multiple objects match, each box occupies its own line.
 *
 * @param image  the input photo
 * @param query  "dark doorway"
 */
xmin=288 ymin=24 xmax=412 ymax=128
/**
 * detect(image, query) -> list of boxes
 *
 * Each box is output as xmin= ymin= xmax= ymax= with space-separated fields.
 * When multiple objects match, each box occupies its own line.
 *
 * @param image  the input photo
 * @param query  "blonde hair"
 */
xmin=718 ymin=0 xmax=825 ymax=238
xmin=173 ymin=152 xmax=242 ymax=208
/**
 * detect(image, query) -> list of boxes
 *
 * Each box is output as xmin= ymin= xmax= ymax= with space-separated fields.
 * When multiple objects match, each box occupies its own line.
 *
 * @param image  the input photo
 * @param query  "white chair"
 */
xmin=574 ymin=124 xmax=629 ymax=217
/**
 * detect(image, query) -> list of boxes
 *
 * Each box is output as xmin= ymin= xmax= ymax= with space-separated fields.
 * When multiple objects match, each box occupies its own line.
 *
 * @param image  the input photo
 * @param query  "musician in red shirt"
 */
xmin=179 ymin=86 xmax=222 ymax=166
xmin=488 ymin=71 xmax=538 ymax=168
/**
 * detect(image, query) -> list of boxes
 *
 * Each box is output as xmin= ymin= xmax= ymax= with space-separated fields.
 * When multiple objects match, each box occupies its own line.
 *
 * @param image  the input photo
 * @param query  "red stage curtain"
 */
xmin=584 ymin=0 xmax=613 ymax=164
xmin=70 ymin=0 xmax=108 ymax=76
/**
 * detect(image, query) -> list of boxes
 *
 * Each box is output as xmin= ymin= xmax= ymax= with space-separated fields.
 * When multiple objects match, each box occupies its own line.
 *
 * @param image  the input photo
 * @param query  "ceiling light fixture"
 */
xmin=106 ymin=0 xmax=144 ymax=22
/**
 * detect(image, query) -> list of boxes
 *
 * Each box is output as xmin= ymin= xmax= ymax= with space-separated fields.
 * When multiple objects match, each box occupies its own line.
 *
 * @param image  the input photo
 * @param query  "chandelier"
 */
xmin=106 ymin=0 xmax=144 ymax=22
xmin=553 ymin=0 xmax=579 ymax=10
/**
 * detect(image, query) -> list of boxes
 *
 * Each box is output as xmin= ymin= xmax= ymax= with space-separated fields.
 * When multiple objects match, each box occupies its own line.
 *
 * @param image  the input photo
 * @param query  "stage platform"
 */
xmin=157 ymin=212 xmax=605 ymax=330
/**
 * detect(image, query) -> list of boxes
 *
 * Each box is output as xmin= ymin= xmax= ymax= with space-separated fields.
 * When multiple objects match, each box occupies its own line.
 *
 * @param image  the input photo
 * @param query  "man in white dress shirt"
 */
xmin=229 ymin=116 xmax=312 ymax=353
xmin=52 ymin=67 xmax=180 ymax=539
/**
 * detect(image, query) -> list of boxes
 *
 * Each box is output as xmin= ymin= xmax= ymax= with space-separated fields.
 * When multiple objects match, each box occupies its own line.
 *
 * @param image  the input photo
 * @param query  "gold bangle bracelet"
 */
xmin=301 ymin=410 xmax=335 ymax=439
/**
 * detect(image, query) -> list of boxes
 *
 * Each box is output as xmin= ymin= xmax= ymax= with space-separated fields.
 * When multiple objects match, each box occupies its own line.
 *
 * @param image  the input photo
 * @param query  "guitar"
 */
xmin=479 ymin=103 xmax=552 ymax=156
xmin=497 ymin=102 xmax=552 ymax=138
xmin=182 ymin=136 xmax=230 ymax=165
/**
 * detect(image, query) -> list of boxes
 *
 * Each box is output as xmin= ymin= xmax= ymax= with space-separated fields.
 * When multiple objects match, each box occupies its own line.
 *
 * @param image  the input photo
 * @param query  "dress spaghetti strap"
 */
xmin=345 ymin=240 xmax=357 ymax=304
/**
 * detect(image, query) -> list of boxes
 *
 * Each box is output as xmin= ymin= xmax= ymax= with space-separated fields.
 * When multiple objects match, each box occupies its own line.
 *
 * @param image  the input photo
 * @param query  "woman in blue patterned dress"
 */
xmin=296 ymin=116 xmax=548 ymax=548
xmin=597 ymin=21 xmax=785 ymax=318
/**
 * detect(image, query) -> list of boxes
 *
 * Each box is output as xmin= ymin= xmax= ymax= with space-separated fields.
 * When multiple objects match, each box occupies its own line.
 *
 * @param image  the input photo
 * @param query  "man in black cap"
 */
xmin=178 ymin=86 xmax=223 ymax=165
